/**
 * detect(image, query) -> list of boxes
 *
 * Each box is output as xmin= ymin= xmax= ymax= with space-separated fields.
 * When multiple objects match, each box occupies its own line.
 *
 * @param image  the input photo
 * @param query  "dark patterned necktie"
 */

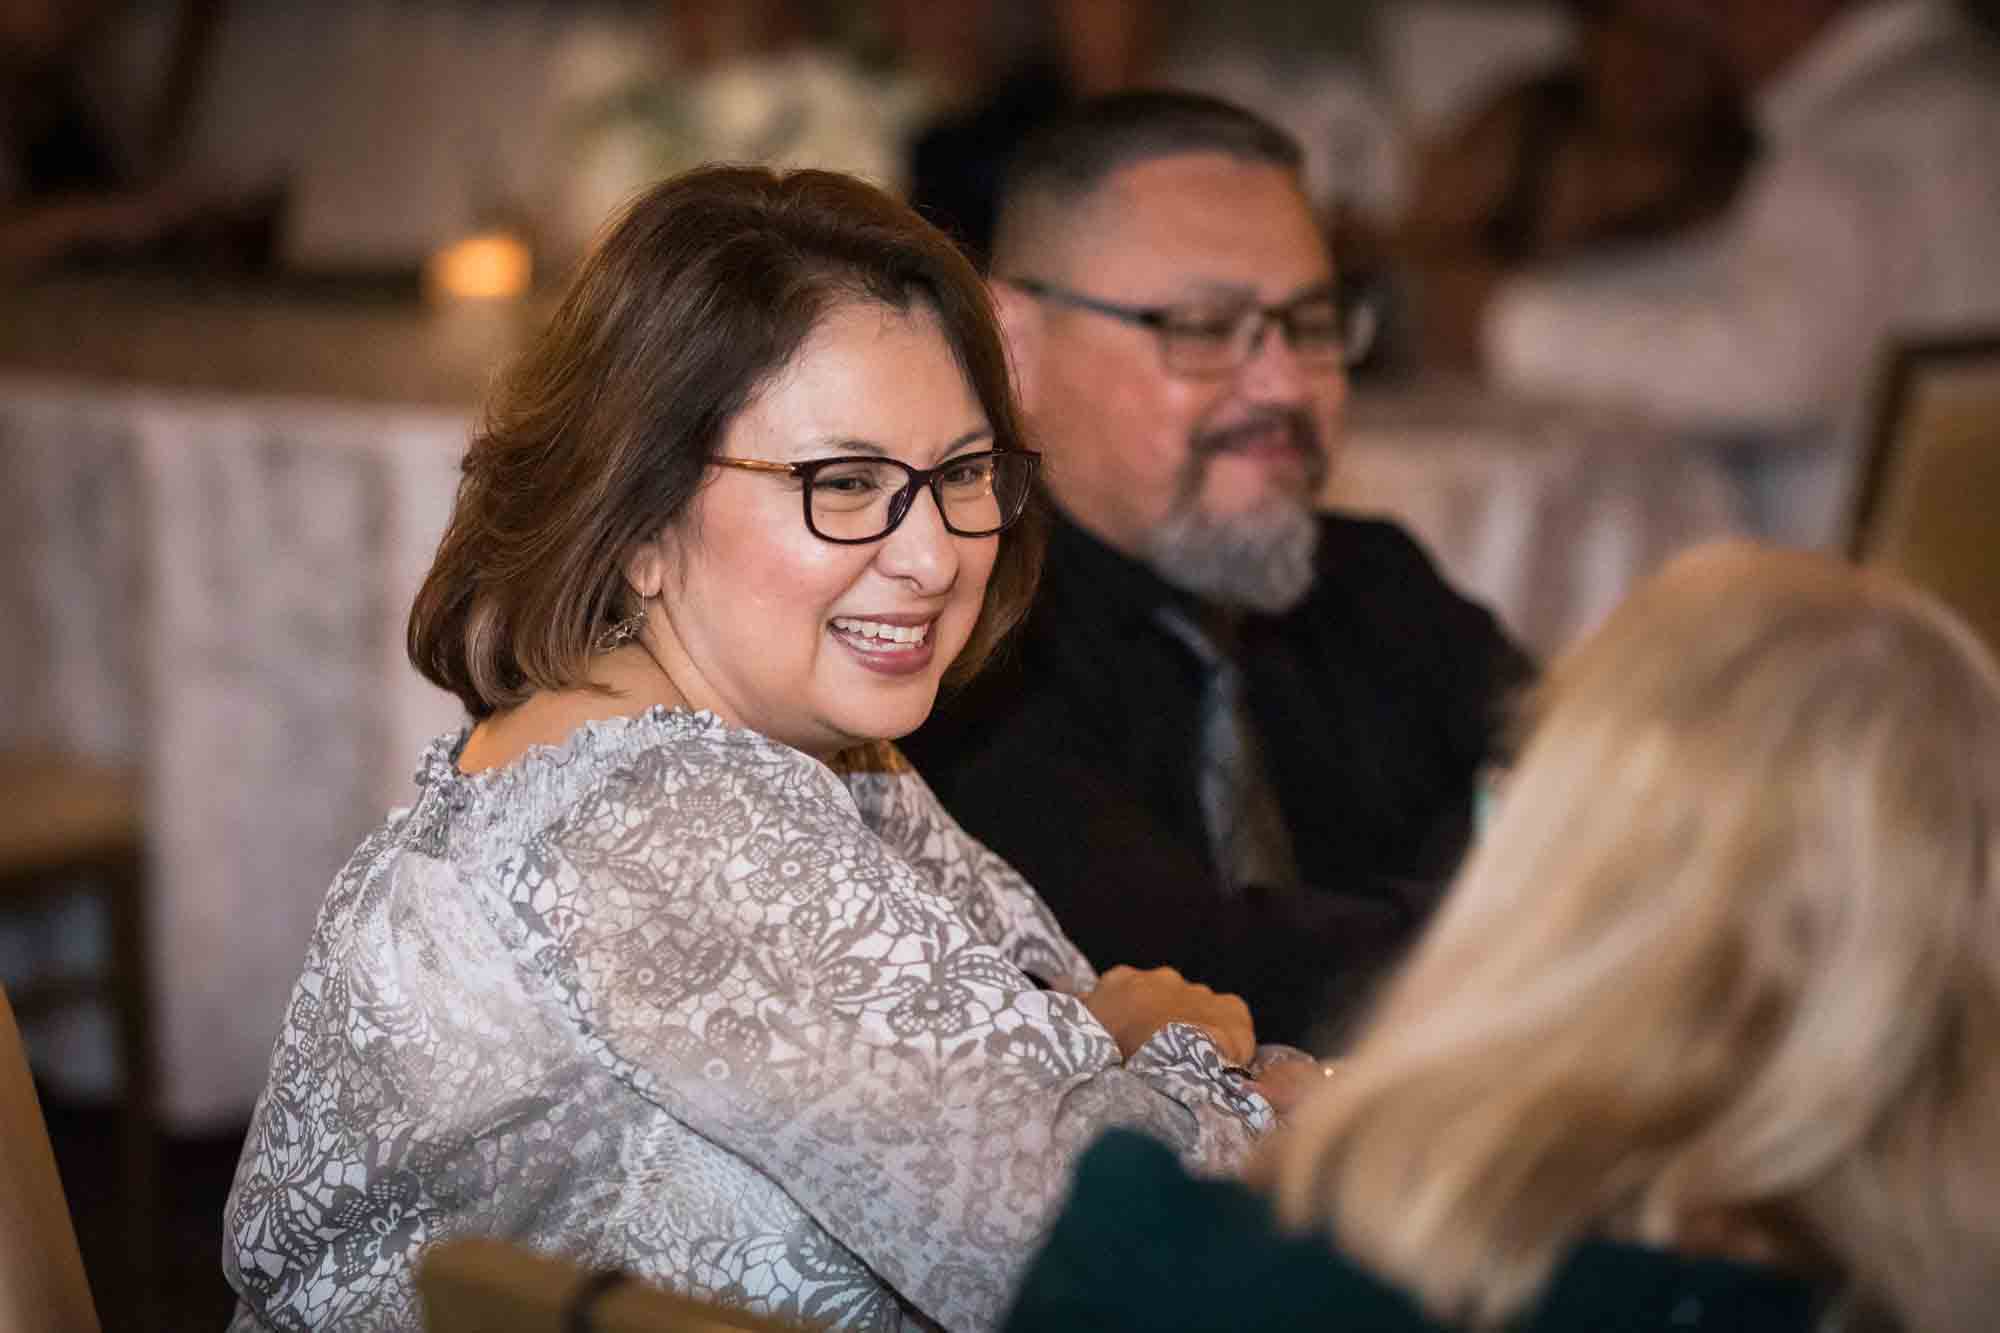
xmin=1157 ymin=607 xmax=1301 ymax=895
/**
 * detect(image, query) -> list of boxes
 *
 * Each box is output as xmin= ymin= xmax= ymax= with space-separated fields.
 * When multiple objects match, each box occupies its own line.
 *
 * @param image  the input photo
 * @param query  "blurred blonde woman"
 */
xmin=1005 ymin=542 xmax=2000 ymax=1333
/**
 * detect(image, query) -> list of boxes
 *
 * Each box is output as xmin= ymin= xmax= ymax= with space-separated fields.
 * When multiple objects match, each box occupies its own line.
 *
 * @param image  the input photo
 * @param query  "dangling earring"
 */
xmin=593 ymin=606 xmax=648 ymax=653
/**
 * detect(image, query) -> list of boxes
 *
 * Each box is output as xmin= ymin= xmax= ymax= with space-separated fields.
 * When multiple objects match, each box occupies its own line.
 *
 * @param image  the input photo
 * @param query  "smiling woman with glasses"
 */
xmin=223 ymin=166 xmax=1278 ymax=1333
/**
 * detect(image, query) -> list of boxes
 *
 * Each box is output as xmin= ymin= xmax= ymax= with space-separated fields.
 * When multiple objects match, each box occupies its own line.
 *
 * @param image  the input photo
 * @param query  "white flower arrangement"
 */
xmin=550 ymin=39 xmax=927 ymax=264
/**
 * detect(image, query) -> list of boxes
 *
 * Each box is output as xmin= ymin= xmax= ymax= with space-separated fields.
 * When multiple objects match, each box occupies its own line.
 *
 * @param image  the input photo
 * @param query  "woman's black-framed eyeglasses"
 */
xmin=708 ymin=449 xmax=1041 ymax=544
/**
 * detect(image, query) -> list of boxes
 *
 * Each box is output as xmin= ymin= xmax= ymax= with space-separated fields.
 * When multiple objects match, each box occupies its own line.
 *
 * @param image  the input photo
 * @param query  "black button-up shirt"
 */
xmin=903 ymin=510 xmax=1533 ymax=1049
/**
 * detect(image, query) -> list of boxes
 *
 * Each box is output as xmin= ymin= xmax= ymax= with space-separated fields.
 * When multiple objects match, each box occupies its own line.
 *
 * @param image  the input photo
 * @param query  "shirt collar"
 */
xmin=1045 ymin=507 xmax=1207 ymax=626
xmin=1755 ymin=0 xmax=1960 ymax=144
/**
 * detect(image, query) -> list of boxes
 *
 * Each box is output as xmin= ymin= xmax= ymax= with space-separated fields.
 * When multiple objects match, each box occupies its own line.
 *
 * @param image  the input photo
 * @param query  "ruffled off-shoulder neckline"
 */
xmin=414 ymin=705 xmax=750 ymax=798
xmin=404 ymin=706 xmax=839 ymax=863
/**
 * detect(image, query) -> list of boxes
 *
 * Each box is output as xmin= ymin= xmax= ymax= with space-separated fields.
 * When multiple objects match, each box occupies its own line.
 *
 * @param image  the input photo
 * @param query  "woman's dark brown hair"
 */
xmin=409 ymin=165 xmax=1043 ymax=718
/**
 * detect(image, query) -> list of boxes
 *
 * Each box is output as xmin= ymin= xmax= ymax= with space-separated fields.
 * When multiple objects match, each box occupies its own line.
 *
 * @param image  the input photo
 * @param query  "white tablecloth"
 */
xmin=1 ymin=376 xmax=470 ymax=1127
xmin=2 ymin=372 xmax=1750 ymax=1126
xmin=1330 ymin=384 xmax=1754 ymax=656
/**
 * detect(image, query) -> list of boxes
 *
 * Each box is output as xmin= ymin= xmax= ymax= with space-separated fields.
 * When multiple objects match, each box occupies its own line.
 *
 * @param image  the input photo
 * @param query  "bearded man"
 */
xmin=902 ymin=92 xmax=1531 ymax=1049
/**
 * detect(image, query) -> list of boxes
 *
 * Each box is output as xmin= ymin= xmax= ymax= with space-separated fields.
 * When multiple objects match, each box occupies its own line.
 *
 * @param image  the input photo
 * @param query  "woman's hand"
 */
xmin=1079 ymin=965 xmax=1255 ymax=1066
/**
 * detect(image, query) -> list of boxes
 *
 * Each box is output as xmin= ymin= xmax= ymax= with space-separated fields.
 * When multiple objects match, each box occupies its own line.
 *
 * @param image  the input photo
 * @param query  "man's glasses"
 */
xmin=708 ymin=449 xmax=1041 ymax=544
xmin=1006 ymin=278 xmax=1377 ymax=378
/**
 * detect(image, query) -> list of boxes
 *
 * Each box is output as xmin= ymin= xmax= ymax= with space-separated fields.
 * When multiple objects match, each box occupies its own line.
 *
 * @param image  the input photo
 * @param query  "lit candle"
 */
xmin=425 ymin=231 xmax=533 ymax=302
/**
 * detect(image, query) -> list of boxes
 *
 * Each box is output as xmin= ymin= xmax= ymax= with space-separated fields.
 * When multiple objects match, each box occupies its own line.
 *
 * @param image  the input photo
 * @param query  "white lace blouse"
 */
xmin=222 ymin=708 xmax=1271 ymax=1332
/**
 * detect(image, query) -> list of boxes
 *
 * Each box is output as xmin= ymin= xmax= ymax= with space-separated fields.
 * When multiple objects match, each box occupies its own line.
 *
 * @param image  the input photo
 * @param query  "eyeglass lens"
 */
xmin=1161 ymin=297 xmax=1374 ymax=375
xmin=807 ymin=453 xmax=1035 ymax=542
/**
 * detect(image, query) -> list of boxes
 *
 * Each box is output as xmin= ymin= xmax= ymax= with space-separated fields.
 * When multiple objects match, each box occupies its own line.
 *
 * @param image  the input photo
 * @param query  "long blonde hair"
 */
xmin=1271 ymin=543 xmax=2000 ymax=1331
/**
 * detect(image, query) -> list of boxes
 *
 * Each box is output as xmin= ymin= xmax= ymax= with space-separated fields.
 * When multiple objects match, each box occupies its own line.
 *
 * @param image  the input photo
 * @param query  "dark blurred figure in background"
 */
xmin=1483 ymin=0 xmax=2000 ymax=548
xmin=664 ymin=0 xmax=808 ymax=70
xmin=893 ymin=0 xmax=1163 ymax=266
xmin=905 ymin=93 xmax=1531 ymax=1051
xmin=0 ymin=0 xmax=277 ymax=275
xmin=1 ymin=0 xmax=172 ymax=269
xmin=1394 ymin=0 xmax=1754 ymax=370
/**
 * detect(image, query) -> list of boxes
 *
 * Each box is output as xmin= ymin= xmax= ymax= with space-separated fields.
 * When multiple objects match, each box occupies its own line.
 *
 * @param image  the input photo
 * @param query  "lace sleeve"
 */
xmin=525 ymin=741 xmax=1271 ymax=1332
xmin=840 ymin=742 xmax=1098 ymax=992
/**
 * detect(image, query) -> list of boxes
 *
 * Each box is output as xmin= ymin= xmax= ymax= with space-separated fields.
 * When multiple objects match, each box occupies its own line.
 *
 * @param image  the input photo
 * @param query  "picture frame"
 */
xmin=1845 ymin=332 xmax=2000 ymax=656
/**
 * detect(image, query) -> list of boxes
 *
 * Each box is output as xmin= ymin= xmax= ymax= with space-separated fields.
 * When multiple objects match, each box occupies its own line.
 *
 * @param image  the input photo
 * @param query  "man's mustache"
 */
xmin=1192 ymin=410 xmax=1326 ymax=470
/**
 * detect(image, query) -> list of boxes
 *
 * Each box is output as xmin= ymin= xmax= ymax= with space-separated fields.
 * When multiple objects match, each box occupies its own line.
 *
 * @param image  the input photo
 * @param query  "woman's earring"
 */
xmin=593 ymin=607 xmax=648 ymax=653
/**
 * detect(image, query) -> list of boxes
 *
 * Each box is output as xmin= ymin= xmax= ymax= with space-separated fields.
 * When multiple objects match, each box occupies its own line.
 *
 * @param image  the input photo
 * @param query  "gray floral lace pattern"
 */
xmin=223 ymin=709 xmax=1270 ymax=1332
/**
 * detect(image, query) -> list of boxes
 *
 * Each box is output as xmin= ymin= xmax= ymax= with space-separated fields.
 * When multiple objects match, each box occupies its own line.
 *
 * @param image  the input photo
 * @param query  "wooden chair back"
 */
xmin=1847 ymin=333 xmax=2000 ymax=658
xmin=418 ymin=1237 xmax=810 ymax=1333
xmin=0 ymin=749 xmax=155 ymax=1318
xmin=0 ymin=984 xmax=100 ymax=1333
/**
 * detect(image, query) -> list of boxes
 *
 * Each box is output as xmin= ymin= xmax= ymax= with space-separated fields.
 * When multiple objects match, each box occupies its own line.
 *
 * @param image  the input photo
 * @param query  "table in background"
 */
xmin=1 ymin=374 xmax=472 ymax=1127
xmin=1331 ymin=381 xmax=1754 ymax=656
xmin=0 ymin=288 xmax=1753 ymax=1127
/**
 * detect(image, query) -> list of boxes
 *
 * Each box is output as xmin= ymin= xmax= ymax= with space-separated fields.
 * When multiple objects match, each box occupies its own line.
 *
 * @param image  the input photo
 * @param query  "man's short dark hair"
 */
xmin=992 ymin=90 xmax=1305 ymax=270
xmin=1005 ymin=90 xmax=1305 ymax=200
